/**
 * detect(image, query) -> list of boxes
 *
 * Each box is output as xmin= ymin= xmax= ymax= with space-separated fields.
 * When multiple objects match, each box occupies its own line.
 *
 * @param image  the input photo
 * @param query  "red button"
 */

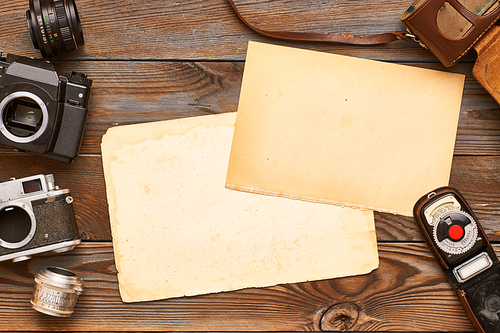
xmin=449 ymin=225 xmax=464 ymax=240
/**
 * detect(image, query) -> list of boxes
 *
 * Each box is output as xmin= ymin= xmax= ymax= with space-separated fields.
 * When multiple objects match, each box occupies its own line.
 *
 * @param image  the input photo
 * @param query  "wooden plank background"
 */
xmin=0 ymin=0 xmax=498 ymax=331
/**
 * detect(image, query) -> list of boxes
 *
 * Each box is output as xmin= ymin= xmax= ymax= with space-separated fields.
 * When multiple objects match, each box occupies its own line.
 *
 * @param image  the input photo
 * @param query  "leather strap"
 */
xmin=227 ymin=0 xmax=412 ymax=45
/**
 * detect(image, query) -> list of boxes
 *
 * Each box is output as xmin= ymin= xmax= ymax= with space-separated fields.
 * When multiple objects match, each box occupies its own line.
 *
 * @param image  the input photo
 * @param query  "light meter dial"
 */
xmin=432 ymin=209 xmax=478 ymax=255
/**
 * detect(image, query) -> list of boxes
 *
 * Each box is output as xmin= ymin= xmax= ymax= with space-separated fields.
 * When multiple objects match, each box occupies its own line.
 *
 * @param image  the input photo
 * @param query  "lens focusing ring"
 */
xmin=26 ymin=0 xmax=85 ymax=58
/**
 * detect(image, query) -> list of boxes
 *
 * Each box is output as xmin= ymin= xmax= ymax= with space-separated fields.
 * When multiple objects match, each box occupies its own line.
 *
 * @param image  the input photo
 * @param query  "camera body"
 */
xmin=414 ymin=187 xmax=500 ymax=333
xmin=0 ymin=53 xmax=92 ymax=163
xmin=0 ymin=174 xmax=80 ymax=263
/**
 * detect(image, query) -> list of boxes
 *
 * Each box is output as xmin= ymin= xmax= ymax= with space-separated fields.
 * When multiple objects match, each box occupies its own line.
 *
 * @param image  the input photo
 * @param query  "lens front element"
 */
xmin=26 ymin=0 xmax=85 ymax=57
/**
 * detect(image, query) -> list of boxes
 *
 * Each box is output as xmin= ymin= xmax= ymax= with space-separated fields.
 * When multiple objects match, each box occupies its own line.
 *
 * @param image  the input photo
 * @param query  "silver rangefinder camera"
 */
xmin=0 ymin=174 xmax=80 ymax=263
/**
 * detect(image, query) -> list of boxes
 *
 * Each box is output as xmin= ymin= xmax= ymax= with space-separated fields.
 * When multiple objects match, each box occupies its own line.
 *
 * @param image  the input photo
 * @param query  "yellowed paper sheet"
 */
xmin=101 ymin=113 xmax=378 ymax=303
xmin=226 ymin=42 xmax=465 ymax=216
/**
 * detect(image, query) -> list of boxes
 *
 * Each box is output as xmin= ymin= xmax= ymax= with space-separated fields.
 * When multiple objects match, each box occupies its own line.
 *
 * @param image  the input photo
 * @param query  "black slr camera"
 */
xmin=0 ymin=0 xmax=91 ymax=163
xmin=0 ymin=174 xmax=80 ymax=263
xmin=0 ymin=54 xmax=92 ymax=163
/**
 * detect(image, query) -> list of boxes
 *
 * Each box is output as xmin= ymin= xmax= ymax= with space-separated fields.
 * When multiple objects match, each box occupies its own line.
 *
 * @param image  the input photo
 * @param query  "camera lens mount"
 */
xmin=0 ymin=91 xmax=49 ymax=144
xmin=26 ymin=0 xmax=85 ymax=58
xmin=0 ymin=202 xmax=36 ymax=249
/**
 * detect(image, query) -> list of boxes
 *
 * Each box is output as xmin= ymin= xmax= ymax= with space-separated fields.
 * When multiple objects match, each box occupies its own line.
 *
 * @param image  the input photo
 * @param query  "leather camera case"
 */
xmin=402 ymin=0 xmax=500 ymax=67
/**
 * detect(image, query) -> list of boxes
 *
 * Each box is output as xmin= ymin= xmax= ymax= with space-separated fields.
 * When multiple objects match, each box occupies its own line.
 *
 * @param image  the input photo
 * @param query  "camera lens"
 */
xmin=32 ymin=267 xmax=83 ymax=317
xmin=0 ymin=206 xmax=33 ymax=247
xmin=26 ymin=0 xmax=85 ymax=58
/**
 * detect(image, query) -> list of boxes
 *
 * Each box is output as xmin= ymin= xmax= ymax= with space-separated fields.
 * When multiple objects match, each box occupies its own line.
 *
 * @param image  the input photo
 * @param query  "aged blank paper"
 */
xmin=101 ymin=113 xmax=378 ymax=303
xmin=226 ymin=41 xmax=465 ymax=216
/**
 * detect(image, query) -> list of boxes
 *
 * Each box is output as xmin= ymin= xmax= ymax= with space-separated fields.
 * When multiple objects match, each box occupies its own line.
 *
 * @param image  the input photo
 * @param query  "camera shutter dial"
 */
xmin=433 ymin=209 xmax=479 ymax=255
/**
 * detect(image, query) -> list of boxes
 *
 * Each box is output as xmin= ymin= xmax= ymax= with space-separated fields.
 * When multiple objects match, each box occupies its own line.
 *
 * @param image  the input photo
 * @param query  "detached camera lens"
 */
xmin=26 ymin=0 xmax=85 ymax=58
xmin=31 ymin=267 xmax=83 ymax=317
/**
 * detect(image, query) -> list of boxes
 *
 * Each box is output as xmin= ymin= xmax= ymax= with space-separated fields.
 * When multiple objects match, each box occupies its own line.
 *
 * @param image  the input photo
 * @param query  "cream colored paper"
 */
xmin=226 ymin=42 xmax=465 ymax=216
xmin=101 ymin=113 xmax=378 ymax=303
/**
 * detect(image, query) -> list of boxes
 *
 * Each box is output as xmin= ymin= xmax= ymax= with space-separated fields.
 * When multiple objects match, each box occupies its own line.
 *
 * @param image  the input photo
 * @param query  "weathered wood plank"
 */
xmin=0 ymin=0 xmax=495 ymax=332
xmin=64 ymin=61 xmax=500 ymax=156
xmin=0 ymin=0 xmax=476 ymax=63
xmin=375 ymin=156 xmax=500 ymax=241
xmin=0 ymin=155 xmax=498 ymax=243
xmin=0 ymin=60 xmax=493 ymax=156
xmin=0 ymin=243 xmax=478 ymax=331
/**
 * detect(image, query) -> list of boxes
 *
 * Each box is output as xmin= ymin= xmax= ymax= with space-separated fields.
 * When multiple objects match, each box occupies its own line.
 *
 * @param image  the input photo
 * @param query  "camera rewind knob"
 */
xmin=45 ymin=174 xmax=56 ymax=191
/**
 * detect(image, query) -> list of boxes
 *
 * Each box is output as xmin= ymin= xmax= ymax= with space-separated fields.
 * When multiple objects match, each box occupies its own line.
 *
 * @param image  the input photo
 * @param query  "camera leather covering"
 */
xmin=51 ymin=104 xmax=88 ymax=159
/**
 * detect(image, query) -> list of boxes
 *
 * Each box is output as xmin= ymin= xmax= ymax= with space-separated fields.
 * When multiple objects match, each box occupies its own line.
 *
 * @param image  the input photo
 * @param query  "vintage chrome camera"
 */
xmin=0 ymin=174 xmax=80 ymax=263
xmin=0 ymin=53 xmax=92 ymax=162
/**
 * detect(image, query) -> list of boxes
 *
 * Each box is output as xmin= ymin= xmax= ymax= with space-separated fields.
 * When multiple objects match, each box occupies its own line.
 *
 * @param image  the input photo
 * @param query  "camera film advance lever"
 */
xmin=414 ymin=187 xmax=500 ymax=333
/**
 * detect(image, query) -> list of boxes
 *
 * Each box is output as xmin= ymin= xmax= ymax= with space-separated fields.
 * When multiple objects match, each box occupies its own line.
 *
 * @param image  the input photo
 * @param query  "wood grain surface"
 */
xmin=0 ymin=243 xmax=483 ymax=331
xmin=0 ymin=0 xmax=498 ymax=331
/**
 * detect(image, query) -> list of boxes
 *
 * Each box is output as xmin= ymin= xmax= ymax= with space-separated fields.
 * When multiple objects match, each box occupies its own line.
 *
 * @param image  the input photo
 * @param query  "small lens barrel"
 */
xmin=31 ymin=267 xmax=83 ymax=317
xmin=26 ymin=0 xmax=85 ymax=58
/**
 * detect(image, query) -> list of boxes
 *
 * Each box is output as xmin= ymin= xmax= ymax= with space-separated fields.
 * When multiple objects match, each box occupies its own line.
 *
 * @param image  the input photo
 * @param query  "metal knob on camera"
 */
xmin=31 ymin=267 xmax=83 ymax=317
